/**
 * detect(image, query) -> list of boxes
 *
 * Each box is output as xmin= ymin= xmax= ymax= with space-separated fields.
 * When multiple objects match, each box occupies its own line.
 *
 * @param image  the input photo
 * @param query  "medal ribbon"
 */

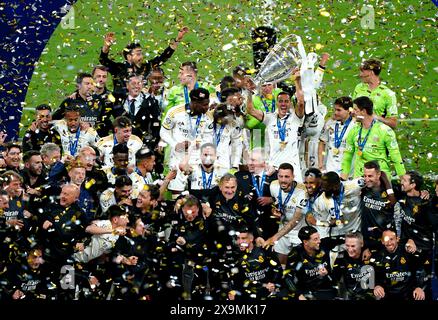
xmin=357 ymin=118 xmax=376 ymax=152
xmin=259 ymin=95 xmax=276 ymax=113
xmin=183 ymin=82 xmax=199 ymax=111
xmin=201 ymin=167 xmax=214 ymax=189
xmin=334 ymin=116 xmax=352 ymax=148
xmin=69 ymin=129 xmax=81 ymax=156
xmin=278 ymin=183 xmax=295 ymax=213
xmin=251 ymin=172 xmax=266 ymax=197
xmin=276 ymin=114 xmax=289 ymax=142
xmin=188 ymin=114 xmax=203 ymax=139
xmin=214 ymin=123 xmax=225 ymax=146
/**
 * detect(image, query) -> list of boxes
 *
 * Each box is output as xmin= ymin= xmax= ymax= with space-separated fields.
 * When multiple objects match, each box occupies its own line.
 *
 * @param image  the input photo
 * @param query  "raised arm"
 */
xmin=149 ymin=27 xmax=189 ymax=68
xmin=169 ymin=26 xmax=189 ymax=50
xmin=246 ymin=93 xmax=264 ymax=122
xmin=99 ymin=32 xmax=123 ymax=74
xmin=102 ymin=32 xmax=115 ymax=54
xmin=293 ymin=69 xmax=305 ymax=119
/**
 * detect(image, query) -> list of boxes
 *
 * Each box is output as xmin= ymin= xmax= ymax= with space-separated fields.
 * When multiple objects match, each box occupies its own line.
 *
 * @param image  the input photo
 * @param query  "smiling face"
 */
xmin=65 ymin=111 xmax=80 ymax=133
xmin=77 ymin=148 xmax=96 ymax=172
xmin=352 ymin=105 xmax=366 ymax=122
xmin=127 ymin=48 xmax=143 ymax=67
xmin=115 ymin=184 xmax=132 ymax=200
xmin=236 ymin=232 xmax=254 ymax=252
xmin=136 ymin=189 xmax=156 ymax=209
xmin=126 ymin=76 xmax=143 ymax=98
xmin=115 ymin=126 xmax=132 ymax=143
xmin=219 ymin=178 xmax=237 ymax=200
xmin=68 ymin=167 xmax=86 ymax=186
xmin=304 ymin=174 xmax=320 ymax=196
xmin=364 ymin=167 xmax=381 ymax=189
xmin=4 ymin=175 xmax=22 ymax=197
xmin=278 ymin=168 xmax=294 ymax=192
xmin=304 ymin=232 xmax=321 ymax=252
xmin=4 ymin=147 xmax=21 ymax=169
xmin=277 ymin=93 xmax=291 ymax=118
xmin=60 ymin=184 xmax=79 ymax=207
xmin=382 ymin=230 xmax=398 ymax=253
xmin=345 ymin=237 xmax=363 ymax=259
xmin=36 ymin=109 xmax=52 ymax=131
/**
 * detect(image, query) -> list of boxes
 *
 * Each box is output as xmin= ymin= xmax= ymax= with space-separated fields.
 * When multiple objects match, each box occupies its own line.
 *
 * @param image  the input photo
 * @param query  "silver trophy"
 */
xmin=252 ymin=33 xmax=320 ymax=115
xmin=252 ymin=34 xmax=305 ymax=87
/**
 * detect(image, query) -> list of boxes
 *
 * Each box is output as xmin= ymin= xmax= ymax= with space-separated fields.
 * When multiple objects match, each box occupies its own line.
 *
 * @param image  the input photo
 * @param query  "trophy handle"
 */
xmin=296 ymin=35 xmax=307 ymax=61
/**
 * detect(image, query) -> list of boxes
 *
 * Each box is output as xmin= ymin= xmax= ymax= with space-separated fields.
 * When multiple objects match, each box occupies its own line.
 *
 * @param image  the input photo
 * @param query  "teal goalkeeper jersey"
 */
xmin=352 ymin=83 xmax=397 ymax=118
xmin=342 ymin=120 xmax=405 ymax=178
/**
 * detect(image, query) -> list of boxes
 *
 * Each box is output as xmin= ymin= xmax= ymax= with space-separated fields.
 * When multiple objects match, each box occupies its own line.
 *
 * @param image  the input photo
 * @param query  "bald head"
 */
xmin=60 ymin=184 xmax=80 ymax=207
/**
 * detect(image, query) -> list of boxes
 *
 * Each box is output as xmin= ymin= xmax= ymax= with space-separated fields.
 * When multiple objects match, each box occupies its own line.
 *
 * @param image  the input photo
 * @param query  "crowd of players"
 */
xmin=0 ymin=24 xmax=437 ymax=301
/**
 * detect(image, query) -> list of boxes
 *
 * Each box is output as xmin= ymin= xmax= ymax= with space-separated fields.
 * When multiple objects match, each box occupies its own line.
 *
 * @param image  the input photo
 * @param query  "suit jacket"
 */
xmin=114 ymin=92 xmax=161 ymax=148
xmin=99 ymin=47 xmax=175 ymax=96
xmin=235 ymin=170 xmax=278 ymax=238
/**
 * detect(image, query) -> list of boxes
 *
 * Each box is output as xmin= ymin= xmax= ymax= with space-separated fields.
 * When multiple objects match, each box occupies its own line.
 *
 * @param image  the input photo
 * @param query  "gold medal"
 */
xmin=357 ymin=150 xmax=363 ymax=156
xmin=280 ymin=141 xmax=287 ymax=151
xmin=336 ymin=219 xmax=342 ymax=226
xmin=332 ymin=148 xmax=339 ymax=155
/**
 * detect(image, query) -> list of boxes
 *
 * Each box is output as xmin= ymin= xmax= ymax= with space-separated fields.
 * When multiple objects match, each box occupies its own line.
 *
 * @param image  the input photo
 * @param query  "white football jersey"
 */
xmin=96 ymin=134 xmax=143 ymax=168
xmin=160 ymin=104 xmax=215 ymax=168
xmin=263 ymin=112 xmax=304 ymax=182
xmin=52 ymin=120 xmax=99 ymax=157
xmin=270 ymin=180 xmax=307 ymax=245
xmin=310 ymin=178 xmax=364 ymax=238
xmin=320 ymin=118 xmax=355 ymax=174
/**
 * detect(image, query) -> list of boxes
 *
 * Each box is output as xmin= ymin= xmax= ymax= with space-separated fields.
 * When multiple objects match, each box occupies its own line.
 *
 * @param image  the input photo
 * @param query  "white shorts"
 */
xmin=273 ymin=234 xmax=300 ymax=255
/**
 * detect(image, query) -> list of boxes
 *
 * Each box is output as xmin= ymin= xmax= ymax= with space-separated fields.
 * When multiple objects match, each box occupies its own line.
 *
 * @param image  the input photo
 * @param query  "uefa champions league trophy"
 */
xmin=252 ymin=34 xmax=303 ymax=87
xmin=251 ymin=34 xmax=320 ymax=115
